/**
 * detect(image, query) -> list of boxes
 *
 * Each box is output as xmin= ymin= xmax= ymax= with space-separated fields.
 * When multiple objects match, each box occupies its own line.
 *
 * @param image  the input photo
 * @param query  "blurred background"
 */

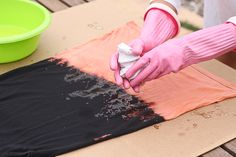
xmin=182 ymin=0 xmax=203 ymax=16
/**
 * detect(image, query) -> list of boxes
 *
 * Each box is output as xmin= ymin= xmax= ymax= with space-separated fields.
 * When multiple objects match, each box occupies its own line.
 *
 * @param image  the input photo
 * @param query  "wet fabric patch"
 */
xmin=0 ymin=59 xmax=164 ymax=157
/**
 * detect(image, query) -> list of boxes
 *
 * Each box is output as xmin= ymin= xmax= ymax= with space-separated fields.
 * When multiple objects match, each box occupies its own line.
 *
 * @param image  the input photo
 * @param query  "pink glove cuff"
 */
xmin=140 ymin=9 xmax=178 ymax=52
xmin=144 ymin=3 xmax=180 ymax=36
xmin=226 ymin=16 xmax=236 ymax=52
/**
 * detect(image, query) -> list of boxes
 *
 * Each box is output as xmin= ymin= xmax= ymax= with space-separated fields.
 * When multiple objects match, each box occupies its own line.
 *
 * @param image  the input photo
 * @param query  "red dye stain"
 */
xmin=94 ymin=134 xmax=112 ymax=141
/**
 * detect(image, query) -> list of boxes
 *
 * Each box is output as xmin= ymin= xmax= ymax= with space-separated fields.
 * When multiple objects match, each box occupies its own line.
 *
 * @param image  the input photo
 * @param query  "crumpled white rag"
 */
xmin=118 ymin=43 xmax=141 ymax=80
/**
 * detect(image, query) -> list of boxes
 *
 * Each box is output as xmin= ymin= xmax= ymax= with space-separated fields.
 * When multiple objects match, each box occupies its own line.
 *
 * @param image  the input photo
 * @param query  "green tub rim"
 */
xmin=0 ymin=0 xmax=51 ymax=44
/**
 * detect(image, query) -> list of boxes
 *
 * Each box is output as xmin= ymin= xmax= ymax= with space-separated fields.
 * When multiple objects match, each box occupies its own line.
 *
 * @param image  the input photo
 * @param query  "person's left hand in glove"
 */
xmin=125 ymin=20 xmax=236 ymax=91
xmin=110 ymin=1 xmax=180 ymax=90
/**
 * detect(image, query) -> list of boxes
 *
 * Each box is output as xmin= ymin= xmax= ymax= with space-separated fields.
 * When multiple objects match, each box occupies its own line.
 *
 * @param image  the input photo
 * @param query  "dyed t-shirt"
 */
xmin=1 ymin=22 xmax=236 ymax=157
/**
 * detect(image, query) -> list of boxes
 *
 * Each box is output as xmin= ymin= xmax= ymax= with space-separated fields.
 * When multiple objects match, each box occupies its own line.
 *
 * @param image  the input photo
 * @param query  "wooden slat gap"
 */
xmin=36 ymin=0 xmax=69 ymax=12
xmin=35 ymin=0 xmax=54 ymax=12
xmin=59 ymin=0 xmax=73 ymax=7
xmin=221 ymin=145 xmax=236 ymax=157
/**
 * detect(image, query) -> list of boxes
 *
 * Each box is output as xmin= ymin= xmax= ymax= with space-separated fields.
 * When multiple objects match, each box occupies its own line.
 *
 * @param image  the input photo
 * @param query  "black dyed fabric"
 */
xmin=0 ymin=59 xmax=164 ymax=157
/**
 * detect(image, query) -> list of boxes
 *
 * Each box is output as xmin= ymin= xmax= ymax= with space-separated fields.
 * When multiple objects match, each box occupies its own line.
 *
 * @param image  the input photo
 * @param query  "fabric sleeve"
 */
xmin=149 ymin=0 xmax=181 ymax=10
xmin=227 ymin=16 xmax=236 ymax=26
xmin=227 ymin=16 xmax=236 ymax=51
xmin=164 ymin=0 xmax=181 ymax=9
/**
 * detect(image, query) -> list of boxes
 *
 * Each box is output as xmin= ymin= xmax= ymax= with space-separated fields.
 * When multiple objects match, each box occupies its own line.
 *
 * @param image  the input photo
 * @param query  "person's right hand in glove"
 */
xmin=125 ymin=20 xmax=236 ymax=90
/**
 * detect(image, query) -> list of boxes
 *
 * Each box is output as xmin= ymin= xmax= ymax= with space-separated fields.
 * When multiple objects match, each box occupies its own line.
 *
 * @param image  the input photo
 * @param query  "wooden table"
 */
xmin=29 ymin=0 xmax=236 ymax=156
xmin=35 ymin=0 xmax=94 ymax=12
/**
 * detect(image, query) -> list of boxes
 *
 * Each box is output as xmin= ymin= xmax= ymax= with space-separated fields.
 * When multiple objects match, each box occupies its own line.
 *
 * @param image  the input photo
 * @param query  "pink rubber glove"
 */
xmin=110 ymin=9 xmax=178 ymax=89
xmin=126 ymin=23 xmax=236 ymax=88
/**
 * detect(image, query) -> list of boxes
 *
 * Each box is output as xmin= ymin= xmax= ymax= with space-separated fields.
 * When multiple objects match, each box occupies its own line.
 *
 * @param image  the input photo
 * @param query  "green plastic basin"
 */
xmin=0 ymin=0 xmax=51 ymax=63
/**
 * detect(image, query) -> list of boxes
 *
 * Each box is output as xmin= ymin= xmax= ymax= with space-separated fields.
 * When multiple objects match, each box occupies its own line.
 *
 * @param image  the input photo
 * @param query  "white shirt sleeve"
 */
xmin=164 ymin=0 xmax=181 ymax=10
xmin=204 ymin=0 xmax=236 ymax=27
xmin=227 ymin=16 xmax=236 ymax=26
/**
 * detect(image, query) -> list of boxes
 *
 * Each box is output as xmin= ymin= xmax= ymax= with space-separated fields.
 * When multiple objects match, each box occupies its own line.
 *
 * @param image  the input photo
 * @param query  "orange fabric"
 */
xmin=55 ymin=22 xmax=236 ymax=120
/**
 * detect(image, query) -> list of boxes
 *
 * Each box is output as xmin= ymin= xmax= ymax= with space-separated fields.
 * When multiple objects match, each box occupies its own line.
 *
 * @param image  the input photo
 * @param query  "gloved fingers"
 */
xmin=129 ymin=39 xmax=144 ymax=55
xmin=114 ymin=69 xmax=123 ymax=86
xmin=130 ymin=61 xmax=156 ymax=87
xmin=110 ymin=52 xmax=119 ymax=71
xmin=125 ymin=56 xmax=150 ymax=79
xmin=132 ymin=85 xmax=140 ymax=93
xmin=145 ymin=65 xmax=162 ymax=81
xmin=123 ymin=78 xmax=131 ymax=89
xmin=155 ymin=71 xmax=171 ymax=79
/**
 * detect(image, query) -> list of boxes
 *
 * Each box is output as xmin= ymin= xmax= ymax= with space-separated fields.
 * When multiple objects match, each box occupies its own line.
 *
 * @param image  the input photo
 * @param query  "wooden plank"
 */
xmin=36 ymin=0 xmax=69 ymax=12
xmin=223 ymin=139 xmax=236 ymax=156
xmin=201 ymin=147 xmax=233 ymax=157
xmin=60 ymin=0 xmax=86 ymax=6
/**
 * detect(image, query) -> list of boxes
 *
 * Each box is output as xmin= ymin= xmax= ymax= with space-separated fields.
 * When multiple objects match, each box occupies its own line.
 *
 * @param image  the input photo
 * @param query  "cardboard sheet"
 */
xmin=1 ymin=0 xmax=236 ymax=156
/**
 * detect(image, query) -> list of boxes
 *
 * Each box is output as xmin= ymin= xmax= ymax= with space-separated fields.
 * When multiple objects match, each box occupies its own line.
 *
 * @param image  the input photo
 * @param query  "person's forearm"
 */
xmin=177 ymin=23 xmax=236 ymax=65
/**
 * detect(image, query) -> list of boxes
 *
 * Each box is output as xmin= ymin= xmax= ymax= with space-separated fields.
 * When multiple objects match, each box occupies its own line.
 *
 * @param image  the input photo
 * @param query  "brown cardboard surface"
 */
xmin=1 ymin=0 xmax=236 ymax=156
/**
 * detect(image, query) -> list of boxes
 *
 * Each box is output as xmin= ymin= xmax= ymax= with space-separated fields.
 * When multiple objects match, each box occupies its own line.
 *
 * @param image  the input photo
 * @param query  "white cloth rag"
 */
xmin=118 ymin=43 xmax=141 ymax=80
